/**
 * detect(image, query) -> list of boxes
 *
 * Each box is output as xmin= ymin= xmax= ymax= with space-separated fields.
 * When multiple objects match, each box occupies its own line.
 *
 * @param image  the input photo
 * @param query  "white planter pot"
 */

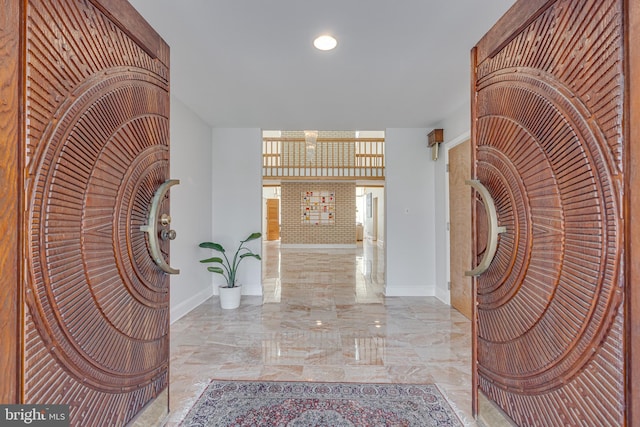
xmin=219 ymin=285 xmax=242 ymax=309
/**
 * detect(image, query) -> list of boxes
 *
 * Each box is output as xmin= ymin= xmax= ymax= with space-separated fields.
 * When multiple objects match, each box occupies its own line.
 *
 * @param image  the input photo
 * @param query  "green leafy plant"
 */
xmin=199 ymin=232 xmax=262 ymax=288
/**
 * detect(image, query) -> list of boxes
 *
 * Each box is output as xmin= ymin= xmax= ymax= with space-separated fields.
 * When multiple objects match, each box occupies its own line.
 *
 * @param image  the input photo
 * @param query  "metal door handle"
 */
xmin=465 ymin=179 xmax=506 ymax=276
xmin=160 ymin=229 xmax=177 ymax=241
xmin=140 ymin=179 xmax=180 ymax=274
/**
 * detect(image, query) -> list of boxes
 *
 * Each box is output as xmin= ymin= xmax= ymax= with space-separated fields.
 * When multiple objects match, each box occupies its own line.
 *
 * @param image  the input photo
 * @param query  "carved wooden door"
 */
xmin=0 ymin=0 xmax=176 ymax=425
xmin=470 ymin=0 xmax=632 ymax=425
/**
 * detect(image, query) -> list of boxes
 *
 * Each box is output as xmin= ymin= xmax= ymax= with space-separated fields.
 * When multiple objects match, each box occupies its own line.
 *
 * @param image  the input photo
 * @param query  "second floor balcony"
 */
xmin=263 ymin=137 xmax=385 ymax=181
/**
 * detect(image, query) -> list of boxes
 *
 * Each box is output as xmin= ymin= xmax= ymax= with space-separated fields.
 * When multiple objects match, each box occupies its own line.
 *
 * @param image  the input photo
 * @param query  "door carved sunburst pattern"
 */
xmin=473 ymin=0 xmax=624 ymax=425
xmin=23 ymin=0 xmax=170 ymax=425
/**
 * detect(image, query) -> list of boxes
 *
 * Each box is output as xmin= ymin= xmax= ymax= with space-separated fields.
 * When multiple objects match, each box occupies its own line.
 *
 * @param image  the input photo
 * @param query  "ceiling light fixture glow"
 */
xmin=314 ymin=35 xmax=337 ymax=51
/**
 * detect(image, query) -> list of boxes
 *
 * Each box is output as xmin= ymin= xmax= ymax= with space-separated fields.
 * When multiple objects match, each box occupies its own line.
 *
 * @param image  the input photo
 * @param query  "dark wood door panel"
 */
xmin=0 ymin=0 xmax=22 ymax=405
xmin=472 ymin=0 xmax=625 ymax=425
xmin=9 ymin=0 xmax=172 ymax=425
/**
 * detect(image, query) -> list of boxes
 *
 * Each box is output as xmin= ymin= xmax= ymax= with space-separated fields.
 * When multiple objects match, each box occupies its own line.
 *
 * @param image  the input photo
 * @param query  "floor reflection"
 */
xmin=166 ymin=239 xmax=475 ymax=426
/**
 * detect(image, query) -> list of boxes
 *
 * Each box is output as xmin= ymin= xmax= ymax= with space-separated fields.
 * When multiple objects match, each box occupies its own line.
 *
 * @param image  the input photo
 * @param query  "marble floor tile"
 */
xmin=165 ymin=240 xmax=477 ymax=426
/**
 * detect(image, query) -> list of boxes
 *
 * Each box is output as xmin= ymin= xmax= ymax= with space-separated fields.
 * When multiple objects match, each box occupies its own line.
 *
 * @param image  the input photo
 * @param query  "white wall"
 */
xmin=169 ymin=120 xmax=464 ymax=307
xmin=432 ymin=102 xmax=471 ymax=304
xmin=362 ymin=187 xmax=385 ymax=245
xmin=211 ymin=128 xmax=263 ymax=295
xmin=385 ymin=128 xmax=437 ymax=296
xmin=169 ymin=95 xmax=214 ymax=322
xmin=371 ymin=187 xmax=385 ymax=245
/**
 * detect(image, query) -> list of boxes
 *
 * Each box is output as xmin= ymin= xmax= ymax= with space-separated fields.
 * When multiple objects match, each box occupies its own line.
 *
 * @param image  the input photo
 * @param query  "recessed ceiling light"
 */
xmin=313 ymin=35 xmax=337 ymax=51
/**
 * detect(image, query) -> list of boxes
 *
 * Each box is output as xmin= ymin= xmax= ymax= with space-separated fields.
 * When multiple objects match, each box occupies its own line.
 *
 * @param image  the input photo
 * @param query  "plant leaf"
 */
xmin=199 ymin=257 xmax=223 ymax=264
xmin=199 ymin=242 xmax=225 ymax=252
xmin=239 ymin=253 xmax=261 ymax=260
xmin=206 ymin=266 xmax=225 ymax=274
xmin=241 ymin=232 xmax=262 ymax=243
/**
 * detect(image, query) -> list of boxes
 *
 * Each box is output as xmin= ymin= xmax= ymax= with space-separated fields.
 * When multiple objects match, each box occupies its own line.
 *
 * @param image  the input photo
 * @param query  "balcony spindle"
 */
xmin=262 ymin=137 xmax=384 ymax=181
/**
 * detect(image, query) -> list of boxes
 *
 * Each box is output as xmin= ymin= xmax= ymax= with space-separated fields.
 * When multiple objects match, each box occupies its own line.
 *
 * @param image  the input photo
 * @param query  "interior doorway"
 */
xmin=261 ymin=130 xmax=386 ymax=298
xmin=262 ymin=186 xmax=281 ymax=241
xmin=372 ymin=197 xmax=379 ymax=241
xmin=357 ymin=186 xmax=385 ymax=246
xmin=266 ymin=198 xmax=280 ymax=240
xmin=448 ymin=139 xmax=472 ymax=319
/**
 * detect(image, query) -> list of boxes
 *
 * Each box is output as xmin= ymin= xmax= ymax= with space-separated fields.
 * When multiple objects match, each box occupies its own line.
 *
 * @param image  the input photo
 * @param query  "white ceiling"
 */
xmin=129 ymin=0 xmax=516 ymax=131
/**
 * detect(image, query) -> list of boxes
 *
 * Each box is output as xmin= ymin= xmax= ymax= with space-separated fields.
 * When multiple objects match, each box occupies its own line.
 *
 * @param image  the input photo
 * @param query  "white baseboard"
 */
xmin=434 ymin=287 xmax=451 ymax=305
xmin=170 ymin=287 xmax=213 ymax=324
xmin=384 ymin=284 xmax=435 ymax=297
xmin=209 ymin=283 xmax=263 ymax=296
xmin=241 ymin=283 xmax=263 ymax=296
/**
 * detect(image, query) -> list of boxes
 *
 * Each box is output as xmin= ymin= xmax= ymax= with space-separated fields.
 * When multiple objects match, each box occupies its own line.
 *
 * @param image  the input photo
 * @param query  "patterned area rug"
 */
xmin=180 ymin=380 xmax=464 ymax=426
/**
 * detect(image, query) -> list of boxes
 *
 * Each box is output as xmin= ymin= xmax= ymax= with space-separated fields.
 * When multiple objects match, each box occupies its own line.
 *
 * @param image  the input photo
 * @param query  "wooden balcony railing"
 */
xmin=263 ymin=137 xmax=385 ymax=180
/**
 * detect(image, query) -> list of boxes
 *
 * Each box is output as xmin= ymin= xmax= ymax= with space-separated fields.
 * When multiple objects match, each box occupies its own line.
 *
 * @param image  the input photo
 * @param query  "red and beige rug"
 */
xmin=180 ymin=380 xmax=464 ymax=426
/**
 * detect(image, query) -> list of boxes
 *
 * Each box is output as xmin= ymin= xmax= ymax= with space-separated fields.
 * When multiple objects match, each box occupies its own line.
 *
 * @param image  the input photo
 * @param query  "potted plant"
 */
xmin=199 ymin=232 xmax=262 ymax=309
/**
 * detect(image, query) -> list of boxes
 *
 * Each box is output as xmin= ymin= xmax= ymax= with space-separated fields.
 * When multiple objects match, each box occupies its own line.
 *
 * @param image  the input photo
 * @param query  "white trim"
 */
xmin=435 ymin=287 xmax=451 ymax=305
xmin=241 ymin=283 xmax=263 ymax=296
xmin=280 ymin=243 xmax=357 ymax=249
xmin=170 ymin=286 xmax=213 ymax=324
xmin=384 ymin=284 xmax=434 ymax=297
xmin=445 ymin=130 xmax=471 ymax=149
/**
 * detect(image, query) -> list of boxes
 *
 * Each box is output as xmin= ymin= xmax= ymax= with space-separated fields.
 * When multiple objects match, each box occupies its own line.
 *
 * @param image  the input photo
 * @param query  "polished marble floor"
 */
xmin=166 ymin=240 xmax=477 ymax=426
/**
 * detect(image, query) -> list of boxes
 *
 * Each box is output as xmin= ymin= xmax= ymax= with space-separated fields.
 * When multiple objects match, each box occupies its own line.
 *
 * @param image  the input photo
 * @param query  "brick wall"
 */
xmin=281 ymin=181 xmax=356 ymax=245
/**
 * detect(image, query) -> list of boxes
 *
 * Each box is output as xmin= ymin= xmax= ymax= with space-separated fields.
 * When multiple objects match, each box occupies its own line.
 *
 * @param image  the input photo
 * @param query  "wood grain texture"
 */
xmin=20 ymin=0 xmax=171 ymax=425
xmin=625 ymin=0 xmax=640 ymax=424
xmin=475 ymin=0 xmax=554 ymax=61
xmin=472 ymin=0 xmax=625 ymax=425
xmin=449 ymin=140 xmax=472 ymax=320
xmin=88 ymin=0 xmax=169 ymax=66
xmin=0 ymin=0 xmax=22 ymax=404
xmin=267 ymin=198 xmax=280 ymax=240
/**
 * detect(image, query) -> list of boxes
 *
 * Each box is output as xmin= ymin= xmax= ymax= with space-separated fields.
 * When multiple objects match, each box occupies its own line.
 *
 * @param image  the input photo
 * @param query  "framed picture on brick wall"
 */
xmin=301 ymin=191 xmax=335 ymax=225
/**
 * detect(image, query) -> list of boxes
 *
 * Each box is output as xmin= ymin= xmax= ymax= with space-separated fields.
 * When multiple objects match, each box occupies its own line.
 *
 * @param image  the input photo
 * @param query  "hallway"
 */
xmin=166 ymin=240 xmax=474 ymax=425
